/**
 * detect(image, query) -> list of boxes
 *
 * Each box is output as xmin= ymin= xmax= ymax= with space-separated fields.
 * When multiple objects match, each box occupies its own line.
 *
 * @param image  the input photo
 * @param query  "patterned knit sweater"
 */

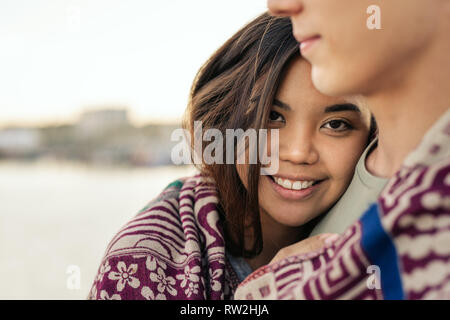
xmin=234 ymin=109 xmax=450 ymax=300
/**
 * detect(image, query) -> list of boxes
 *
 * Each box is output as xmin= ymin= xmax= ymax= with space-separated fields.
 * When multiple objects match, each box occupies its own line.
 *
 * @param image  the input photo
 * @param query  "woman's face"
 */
xmin=238 ymin=58 xmax=371 ymax=227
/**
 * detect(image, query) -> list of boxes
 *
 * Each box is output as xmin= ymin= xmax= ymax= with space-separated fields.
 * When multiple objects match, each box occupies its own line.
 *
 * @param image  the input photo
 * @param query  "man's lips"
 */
xmin=295 ymin=33 xmax=321 ymax=44
xmin=297 ymin=35 xmax=321 ymax=54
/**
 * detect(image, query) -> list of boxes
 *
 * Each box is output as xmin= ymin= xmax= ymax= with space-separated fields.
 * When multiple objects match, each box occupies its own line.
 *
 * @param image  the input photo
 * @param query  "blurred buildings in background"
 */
xmin=0 ymin=107 xmax=182 ymax=167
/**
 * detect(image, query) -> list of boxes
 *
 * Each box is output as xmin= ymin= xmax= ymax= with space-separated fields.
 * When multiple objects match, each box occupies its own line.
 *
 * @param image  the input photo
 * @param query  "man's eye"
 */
xmin=323 ymin=120 xmax=352 ymax=131
xmin=269 ymin=111 xmax=284 ymax=122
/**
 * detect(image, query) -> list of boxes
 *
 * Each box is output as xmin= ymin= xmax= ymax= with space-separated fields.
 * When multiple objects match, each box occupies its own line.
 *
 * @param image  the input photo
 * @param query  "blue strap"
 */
xmin=360 ymin=203 xmax=404 ymax=299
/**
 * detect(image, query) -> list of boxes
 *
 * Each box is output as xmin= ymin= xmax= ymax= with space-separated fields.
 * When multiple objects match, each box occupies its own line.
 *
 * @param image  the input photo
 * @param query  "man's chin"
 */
xmin=311 ymin=67 xmax=355 ymax=98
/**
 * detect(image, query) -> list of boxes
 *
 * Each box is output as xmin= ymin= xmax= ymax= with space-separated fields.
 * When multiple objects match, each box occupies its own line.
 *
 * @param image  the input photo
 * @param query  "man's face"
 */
xmin=267 ymin=0 xmax=443 ymax=97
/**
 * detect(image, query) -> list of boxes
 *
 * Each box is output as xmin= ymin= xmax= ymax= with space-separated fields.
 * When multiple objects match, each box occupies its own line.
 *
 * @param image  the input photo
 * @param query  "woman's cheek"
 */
xmin=325 ymin=138 xmax=366 ymax=186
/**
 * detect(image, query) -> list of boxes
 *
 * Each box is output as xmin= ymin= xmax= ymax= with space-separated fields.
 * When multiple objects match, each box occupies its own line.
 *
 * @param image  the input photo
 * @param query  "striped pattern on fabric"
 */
xmin=88 ymin=174 xmax=241 ymax=300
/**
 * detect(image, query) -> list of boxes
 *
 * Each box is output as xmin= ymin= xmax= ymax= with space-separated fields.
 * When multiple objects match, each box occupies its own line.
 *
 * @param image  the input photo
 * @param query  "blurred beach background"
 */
xmin=0 ymin=0 xmax=267 ymax=299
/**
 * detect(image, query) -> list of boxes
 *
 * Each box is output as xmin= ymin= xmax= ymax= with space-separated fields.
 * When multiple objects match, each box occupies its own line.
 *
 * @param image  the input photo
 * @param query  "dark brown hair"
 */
xmin=183 ymin=12 xmax=300 ymax=258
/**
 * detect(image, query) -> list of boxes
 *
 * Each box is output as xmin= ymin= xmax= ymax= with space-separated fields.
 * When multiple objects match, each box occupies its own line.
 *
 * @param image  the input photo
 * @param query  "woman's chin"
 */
xmin=265 ymin=209 xmax=312 ymax=227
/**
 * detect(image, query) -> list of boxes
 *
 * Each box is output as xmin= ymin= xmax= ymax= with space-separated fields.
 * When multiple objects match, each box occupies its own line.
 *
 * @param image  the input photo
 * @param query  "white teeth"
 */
xmin=292 ymin=181 xmax=302 ymax=190
xmin=283 ymin=180 xmax=292 ymax=189
xmin=273 ymin=177 xmax=316 ymax=190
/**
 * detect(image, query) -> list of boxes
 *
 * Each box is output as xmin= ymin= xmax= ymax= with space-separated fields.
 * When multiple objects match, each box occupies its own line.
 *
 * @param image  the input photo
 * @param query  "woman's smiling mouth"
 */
xmin=267 ymin=175 xmax=325 ymax=201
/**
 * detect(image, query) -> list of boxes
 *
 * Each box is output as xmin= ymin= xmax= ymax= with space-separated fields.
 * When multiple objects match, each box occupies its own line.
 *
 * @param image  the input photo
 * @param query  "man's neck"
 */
xmin=364 ymin=26 xmax=450 ymax=178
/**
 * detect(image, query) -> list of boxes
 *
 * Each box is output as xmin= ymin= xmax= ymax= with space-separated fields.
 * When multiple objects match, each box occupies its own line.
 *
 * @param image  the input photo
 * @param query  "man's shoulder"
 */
xmin=380 ymin=109 xmax=449 ymax=220
xmin=376 ymin=156 xmax=450 ymax=299
xmin=379 ymin=157 xmax=449 ymax=217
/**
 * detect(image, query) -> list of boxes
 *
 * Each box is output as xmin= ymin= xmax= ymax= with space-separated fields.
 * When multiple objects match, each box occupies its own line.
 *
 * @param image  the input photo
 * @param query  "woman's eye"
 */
xmin=268 ymin=110 xmax=285 ymax=122
xmin=323 ymin=120 xmax=352 ymax=131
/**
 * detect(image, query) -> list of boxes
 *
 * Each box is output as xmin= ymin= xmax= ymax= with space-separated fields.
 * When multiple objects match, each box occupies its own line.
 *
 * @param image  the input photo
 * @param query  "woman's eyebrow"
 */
xmin=273 ymin=98 xmax=291 ymax=111
xmin=257 ymin=98 xmax=359 ymax=113
xmin=250 ymin=96 xmax=292 ymax=111
xmin=324 ymin=103 xmax=361 ymax=113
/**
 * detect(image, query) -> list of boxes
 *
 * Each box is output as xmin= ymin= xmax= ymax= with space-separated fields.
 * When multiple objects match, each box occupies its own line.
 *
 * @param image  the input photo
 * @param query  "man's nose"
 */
xmin=267 ymin=0 xmax=304 ymax=17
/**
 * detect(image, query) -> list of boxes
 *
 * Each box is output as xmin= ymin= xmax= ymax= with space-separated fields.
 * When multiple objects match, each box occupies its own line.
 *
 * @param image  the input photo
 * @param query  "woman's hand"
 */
xmin=270 ymin=233 xmax=340 ymax=265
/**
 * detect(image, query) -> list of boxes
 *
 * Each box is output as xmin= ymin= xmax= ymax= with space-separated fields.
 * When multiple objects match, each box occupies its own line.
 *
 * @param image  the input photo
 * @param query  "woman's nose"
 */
xmin=279 ymin=129 xmax=319 ymax=165
xmin=267 ymin=0 xmax=304 ymax=17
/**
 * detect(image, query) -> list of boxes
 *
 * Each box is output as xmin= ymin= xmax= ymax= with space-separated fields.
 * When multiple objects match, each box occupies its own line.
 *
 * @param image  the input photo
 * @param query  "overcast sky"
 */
xmin=0 ymin=0 xmax=268 ymax=128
